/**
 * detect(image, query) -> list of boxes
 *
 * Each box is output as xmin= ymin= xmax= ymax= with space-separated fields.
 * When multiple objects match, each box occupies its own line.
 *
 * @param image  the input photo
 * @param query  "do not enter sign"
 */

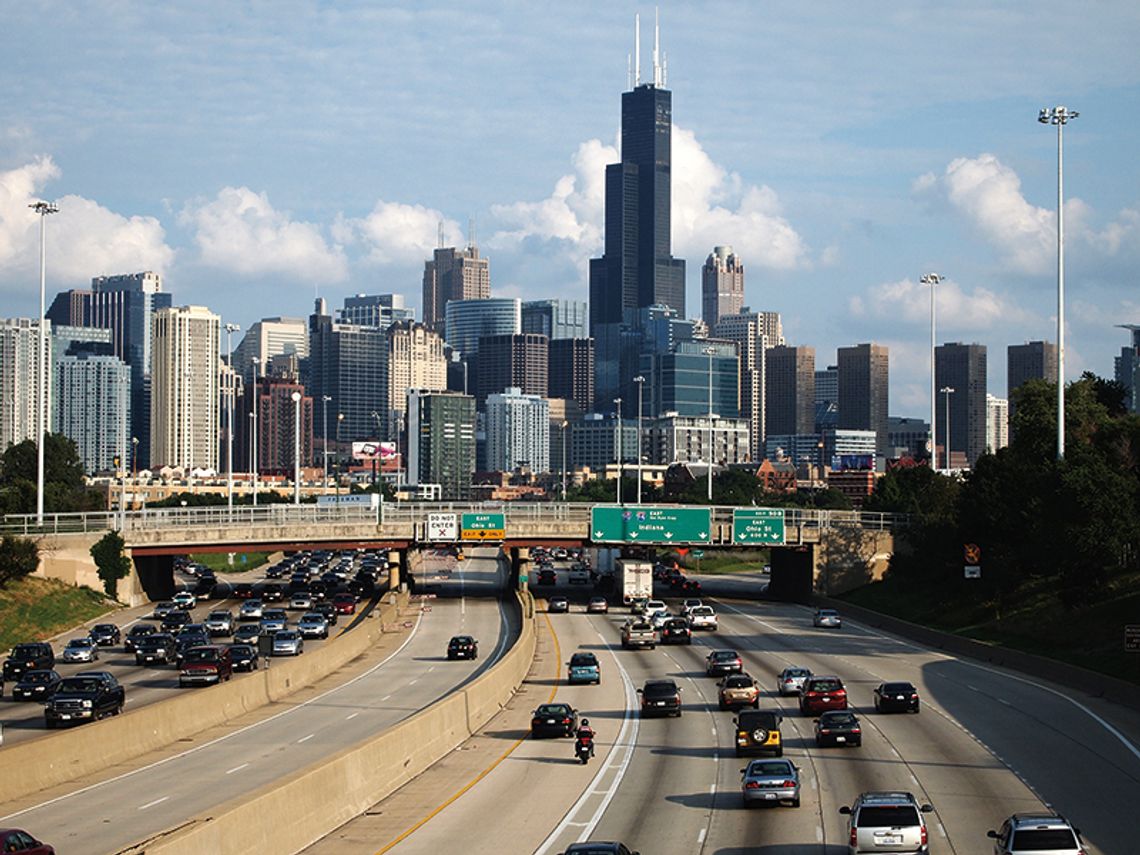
xmin=964 ymin=543 xmax=981 ymax=564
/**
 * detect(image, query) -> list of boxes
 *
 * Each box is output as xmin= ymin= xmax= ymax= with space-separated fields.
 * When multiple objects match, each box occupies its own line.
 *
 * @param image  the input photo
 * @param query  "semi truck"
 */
xmin=617 ymin=559 xmax=653 ymax=605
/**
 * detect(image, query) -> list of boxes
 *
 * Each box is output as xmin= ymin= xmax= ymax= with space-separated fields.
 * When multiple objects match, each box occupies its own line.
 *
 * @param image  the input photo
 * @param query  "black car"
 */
xmin=161 ymin=610 xmax=192 ymax=633
xmin=89 ymin=624 xmax=121 ymax=646
xmin=261 ymin=583 xmax=286 ymax=602
xmin=3 ymin=642 xmax=55 ymax=681
xmin=229 ymin=643 xmax=260 ymax=672
xmin=638 ymin=679 xmax=682 ymax=718
xmin=135 ymin=633 xmax=177 ymax=665
xmin=44 ymin=671 xmax=124 ymax=727
xmin=562 ymin=842 xmax=640 ymax=855
xmin=659 ymin=617 xmax=692 ymax=645
xmin=447 ymin=635 xmax=478 ymax=660
xmin=814 ymin=710 xmax=862 ymax=747
xmin=313 ymin=601 xmax=339 ymax=626
xmin=232 ymin=583 xmax=255 ymax=599
xmin=11 ymin=669 xmax=63 ymax=702
xmin=873 ymin=681 xmax=920 ymax=713
xmin=124 ymin=623 xmax=158 ymax=652
xmin=531 ymin=702 xmax=579 ymax=738
xmin=536 ymin=568 xmax=557 ymax=585
xmin=175 ymin=636 xmax=209 ymax=665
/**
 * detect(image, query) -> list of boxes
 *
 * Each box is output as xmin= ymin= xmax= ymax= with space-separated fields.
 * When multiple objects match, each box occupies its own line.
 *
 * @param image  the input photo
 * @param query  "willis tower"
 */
xmin=589 ymin=13 xmax=685 ymax=412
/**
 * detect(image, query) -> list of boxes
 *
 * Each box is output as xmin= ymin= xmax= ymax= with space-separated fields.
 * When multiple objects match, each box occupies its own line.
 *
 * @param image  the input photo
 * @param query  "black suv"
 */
xmin=45 ymin=671 xmax=125 ymax=727
xmin=447 ymin=635 xmax=478 ymax=660
xmin=3 ymin=642 xmax=55 ymax=681
xmin=135 ymin=633 xmax=178 ymax=665
xmin=124 ymin=623 xmax=158 ymax=652
xmin=638 ymin=679 xmax=683 ymax=718
xmin=659 ymin=617 xmax=692 ymax=645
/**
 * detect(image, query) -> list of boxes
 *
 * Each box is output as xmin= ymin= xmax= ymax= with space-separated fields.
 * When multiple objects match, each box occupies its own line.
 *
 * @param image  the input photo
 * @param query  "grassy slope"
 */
xmin=0 ymin=577 xmax=113 ymax=651
xmin=189 ymin=551 xmax=270 ymax=573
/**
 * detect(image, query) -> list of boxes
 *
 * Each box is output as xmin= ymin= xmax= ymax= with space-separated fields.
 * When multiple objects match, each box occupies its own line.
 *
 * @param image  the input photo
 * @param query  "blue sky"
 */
xmin=2 ymin=1 xmax=1139 ymax=415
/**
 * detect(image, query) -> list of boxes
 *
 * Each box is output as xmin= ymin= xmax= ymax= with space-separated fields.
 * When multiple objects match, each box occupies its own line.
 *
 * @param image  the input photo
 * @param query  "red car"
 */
xmin=0 ymin=828 xmax=54 ymax=853
xmin=799 ymin=675 xmax=848 ymax=715
xmin=333 ymin=593 xmax=356 ymax=615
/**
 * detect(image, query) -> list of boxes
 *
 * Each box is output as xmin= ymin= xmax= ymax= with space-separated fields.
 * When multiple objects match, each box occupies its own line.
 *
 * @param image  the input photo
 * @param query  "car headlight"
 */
xmin=82 ymin=700 xmax=93 ymax=708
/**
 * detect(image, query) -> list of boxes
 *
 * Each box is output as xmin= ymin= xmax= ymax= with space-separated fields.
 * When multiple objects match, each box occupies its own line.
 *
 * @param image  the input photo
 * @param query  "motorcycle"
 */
xmin=575 ymin=733 xmax=594 ymax=764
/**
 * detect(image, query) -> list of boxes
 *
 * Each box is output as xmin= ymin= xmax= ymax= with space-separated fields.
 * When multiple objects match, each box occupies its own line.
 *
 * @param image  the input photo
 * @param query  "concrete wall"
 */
xmin=814 ymin=529 xmax=894 ymax=596
xmin=30 ymin=532 xmax=147 ymax=607
xmin=0 ymin=593 xmax=407 ymax=805
xmin=144 ymin=588 xmax=537 ymax=855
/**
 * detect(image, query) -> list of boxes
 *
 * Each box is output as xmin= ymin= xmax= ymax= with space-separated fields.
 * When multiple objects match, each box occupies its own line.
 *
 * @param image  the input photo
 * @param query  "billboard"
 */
xmin=352 ymin=441 xmax=398 ymax=461
xmin=833 ymin=454 xmax=874 ymax=471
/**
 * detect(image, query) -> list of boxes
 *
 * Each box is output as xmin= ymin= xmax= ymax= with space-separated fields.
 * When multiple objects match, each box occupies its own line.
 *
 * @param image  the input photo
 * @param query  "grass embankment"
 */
xmin=189 ymin=551 xmax=271 ymax=573
xmin=838 ymin=571 xmax=1140 ymax=687
xmin=673 ymin=550 xmax=770 ymax=576
xmin=0 ymin=577 xmax=113 ymax=650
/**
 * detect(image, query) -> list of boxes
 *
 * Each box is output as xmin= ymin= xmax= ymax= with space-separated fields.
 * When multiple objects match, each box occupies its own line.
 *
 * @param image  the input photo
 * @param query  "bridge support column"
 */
xmin=387 ymin=550 xmax=404 ymax=592
xmin=767 ymin=545 xmax=815 ymax=603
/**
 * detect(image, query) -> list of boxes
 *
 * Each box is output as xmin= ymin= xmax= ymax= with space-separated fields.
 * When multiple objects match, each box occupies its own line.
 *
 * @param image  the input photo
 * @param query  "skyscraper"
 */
xmin=935 ymin=342 xmax=987 ymax=467
xmin=589 ymin=20 xmax=685 ymax=409
xmin=422 ymin=245 xmax=491 ymax=332
xmin=765 ymin=345 xmax=816 ymax=437
xmin=339 ymin=293 xmax=415 ymax=328
xmin=443 ymin=298 xmax=521 ymax=361
xmin=305 ymin=299 xmax=387 ymax=442
xmin=522 ymin=299 xmax=588 ymax=340
xmin=1007 ymin=341 xmax=1058 ymax=397
xmin=837 ymin=343 xmax=889 ymax=455
xmin=715 ymin=309 xmax=783 ymax=458
xmin=549 ymin=338 xmax=595 ymax=413
xmin=701 ymin=246 xmax=745 ymax=328
xmin=1113 ymin=325 xmax=1140 ymax=412
xmin=52 ymin=326 xmax=130 ymax=475
xmin=476 ymin=333 xmax=548 ymax=408
xmin=385 ymin=321 xmax=447 ymax=437
xmin=150 ymin=305 xmax=220 ymax=470
xmin=986 ymin=393 xmax=1009 ymax=454
xmin=0 ymin=317 xmax=51 ymax=452
xmin=485 ymin=388 xmax=550 ymax=474
xmin=231 ymin=317 xmax=309 ymax=383
xmin=406 ymin=389 xmax=476 ymax=500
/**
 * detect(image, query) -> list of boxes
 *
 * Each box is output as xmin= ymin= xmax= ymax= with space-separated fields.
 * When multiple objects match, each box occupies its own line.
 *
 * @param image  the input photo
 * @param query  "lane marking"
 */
xmin=225 ymin=764 xmax=249 ymax=775
xmin=298 ymin=734 xmax=314 ymax=744
xmin=138 ymin=797 xmax=168 ymax=810
xmin=346 ymin=712 xmax=359 ymax=721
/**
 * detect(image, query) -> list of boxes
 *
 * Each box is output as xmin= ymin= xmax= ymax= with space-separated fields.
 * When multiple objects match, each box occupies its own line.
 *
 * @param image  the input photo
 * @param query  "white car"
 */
xmin=173 ymin=591 xmax=197 ymax=610
xmin=62 ymin=637 xmax=99 ymax=663
xmin=680 ymin=598 xmax=703 ymax=615
xmin=644 ymin=600 xmax=667 ymax=620
xmin=688 ymin=605 xmax=718 ymax=630
xmin=813 ymin=608 xmax=842 ymax=628
xmin=239 ymin=599 xmax=264 ymax=620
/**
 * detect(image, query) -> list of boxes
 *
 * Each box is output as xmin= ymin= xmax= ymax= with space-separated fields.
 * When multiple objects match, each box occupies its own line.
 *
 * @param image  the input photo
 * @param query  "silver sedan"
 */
xmin=61 ymin=638 xmax=99 ymax=663
xmin=776 ymin=666 xmax=813 ymax=696
xmin=741 ymin=758 xmax=801 ymax=807
xmin=272 ymin=630 xmax=304 ymax=656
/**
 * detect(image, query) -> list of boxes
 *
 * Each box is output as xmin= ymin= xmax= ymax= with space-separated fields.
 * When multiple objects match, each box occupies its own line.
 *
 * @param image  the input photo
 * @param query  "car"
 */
xmin=733 ymin=709 xmax=783 ymax=756
xmin=289 ymin=591 xmax=314 ymax=611
xmin=776 ymin=666 xmax=813 ymax=696
xmin=89 ymin=623 xmax=121 ymax=646
xmin=718 ymin=673 xmax=760 ymax=710
xmin=586 ymin=596 xmax=609 ymax=614
xmin=298 ymin=612 xmax=330 ymax=640
xmin=192 ymin=575 xmax=218 ymax=600
xmin=536 ymin=568 xmax=557 ymax=586
xmin=705 ymin=649 xmax=744 ymax=677
xmin=638 ymin=678 xmax=682 ymax=717
xmin=205 ymin=610 xmax=235 ymax=637
xmin=649 ymin=610 xmax=672 ymax=630
xmin=61 ymin=637 xmax=99 ymax=663
xmin=643 ymin=600 xmax=667 ymax=620
xmin=447 ymin=635 xmax=478 ymax=660
xmin=680 ymin=598 xmax=703 ymax=615
xmin=231 ymin=583 xmax=255 ymax=599
xmin=799 ymin=675 xmax=848 ymax=715
xmin=687 ymin=605 xmax=718 ymax=630
xmin=175 ymin=635 xmax=209 ymax=666
xmin=813 ymin=608 xmax=842 ymax=628
xmin=44 ymin=671 xmax=124 ymax=727
xmin=873 ymin=681 xmax=920 ymax=713
xmin=680 ymin=578 xmax=702 ymax=593
xmin=239 ymin=599 xmax=265 ymax=620
xmin=3 ymin=642 xmax=55 ymax=681
xmin=172 ymin=591 xmax=197 ymax=610
xmin=531 ymin=702 xmax=579 ymax=737
xmin=0 ymin=828 xmax=54 ymax=854
xmin=261 ymin=583 xmax=285 ymax=602
xmin=313 ymin=601 xmax=339 ymax=626
xmin=987 ymin=812 xmax=1086 ymax=855
xmin=839 ymin=791 xmax=934 ymax=854
xmin=272 ymin=630 xmax=304 ymax=656
xmin=561 ymin=844 xmax=639 ymax=855
xmin=233 ymin=623 xmax=263 ymax=645
xmin=152 ymin=601 xmax=178 ymax=620
xmin=815 ymin=710 xmax=862 ymax=747
xmin=260 ymin=609 xmax=288 ymax=634
xmin=123 ymin=623 xmax=158 ymax=653
xmin=629 ymin=597 xmax=649 ymax=615
xmin=229 ymin=642 xmax=260 ymax=672
xmin=548 ymin=596 xmax=569 ymax=613
xmin=11 ymin=669 xmax=63 ymax=702
xmin=179 ymin=645 xmax=233 ymax=686
xmin=740 ymin=758 xmax=800 ymax=807
xmin=659 ymin=617 xmax=692 ymax=645
xmin=264 ymin=562 xmax=286 ymax=579
xmin=161 ymin=610 xmax=192 ymax=633
xmin=333 ymin=593 xmax=356 ymax=615
xmin=134 ymin=633 xmax=178 ymax=665
xmin=567 ymin=651 xmax=601 ymax=684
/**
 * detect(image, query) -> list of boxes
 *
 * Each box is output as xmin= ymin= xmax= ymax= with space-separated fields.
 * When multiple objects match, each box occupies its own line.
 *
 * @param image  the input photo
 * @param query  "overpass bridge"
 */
xmin=3 ymin=502 xmax=904 ymax=604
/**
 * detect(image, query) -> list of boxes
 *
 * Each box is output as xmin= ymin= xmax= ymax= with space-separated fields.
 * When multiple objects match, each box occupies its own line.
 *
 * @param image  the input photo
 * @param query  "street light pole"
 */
xmin=371 ymin=411 xmax=382 ymax=490
xmin=1039 ymin=105 xmax=1078 ymax=461
xmin=291 ymin=391 xmax=302 ymax=505
xmin=336 ymin=413 xmax=344 ymax=499
xmin=613 ymin=398 xmax=622 ymax=505
xmin=633 ymin=375 xmax=645 ymax=504
xmin=251 ymin=357 xmax=260 ymax=508
xmin=561 ymin=419 xmax=569 ymax=501
xmin=30 ymin=200 xmax=58 ymax=525
xmin=940 ymin=386 xmax=955 ymax=472
xmin=224 ymin=323 xmax=240 ymax=515
xmin=705 ymin=346 xmax=716 ymax=503
xmin=920 ymin=273 xmax=943 ymax=468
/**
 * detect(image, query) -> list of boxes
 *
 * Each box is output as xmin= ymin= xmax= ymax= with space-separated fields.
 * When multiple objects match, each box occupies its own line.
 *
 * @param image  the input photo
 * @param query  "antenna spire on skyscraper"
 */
xmin=634 ymin=12 xmax=641 ymax=87
xmin=653 ymin=7 xmax=661 ymax=87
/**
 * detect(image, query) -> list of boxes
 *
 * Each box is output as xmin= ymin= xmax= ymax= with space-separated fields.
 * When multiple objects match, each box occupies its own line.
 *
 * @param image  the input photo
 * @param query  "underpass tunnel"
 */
xmin=766 ymin=545 xmax=815 ymax=602
xmin=132 ymin=553 xmax=176 ymax=601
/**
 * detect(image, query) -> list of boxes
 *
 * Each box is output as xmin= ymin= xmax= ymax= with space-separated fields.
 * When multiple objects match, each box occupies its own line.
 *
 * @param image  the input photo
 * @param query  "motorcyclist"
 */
xmin=575 ymin=718 xmax=596 ymax=758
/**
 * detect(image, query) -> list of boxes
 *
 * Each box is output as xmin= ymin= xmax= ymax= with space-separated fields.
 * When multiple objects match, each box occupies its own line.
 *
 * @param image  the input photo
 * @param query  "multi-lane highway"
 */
xmin=0 ymin=548 xmax=515 ymax=854
xmin=312 ymin=569 xmax=1140 ymax=855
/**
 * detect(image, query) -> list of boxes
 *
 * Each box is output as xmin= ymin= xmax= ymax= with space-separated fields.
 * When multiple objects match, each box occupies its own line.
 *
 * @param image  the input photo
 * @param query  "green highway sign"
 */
xmin=590 ymin=506 xmax=711 ymax=544
xmin=732 ymin=508 xmax=786 ymax=545
xmin=461 ymin=513 xmax=505 ymax=540
xmin=691 ymin=549 xmax=705 ymax=558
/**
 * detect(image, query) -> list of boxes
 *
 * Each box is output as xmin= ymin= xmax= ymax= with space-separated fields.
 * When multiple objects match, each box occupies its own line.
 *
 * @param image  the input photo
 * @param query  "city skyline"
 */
xmin=1 ymin=3 xmax=1138 ymax=413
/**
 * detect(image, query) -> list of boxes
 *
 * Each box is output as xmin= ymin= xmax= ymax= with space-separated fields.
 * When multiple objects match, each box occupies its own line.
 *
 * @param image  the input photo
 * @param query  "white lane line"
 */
xmin=297 ymin=734 xmax=314 ymax=744
xmin=409 ymin=679 xmax=418 ymax=686
xmin=345 ymin=712 xmax=359 ymax=721
xmin=698 ymin=828 xmax=707 ymax=844
xmin=138 ymin=797 xmax=168 ymax=810
xmin=381 ymin=694 xmax=392 ymax=701
xmin=225 ymin=763 xmax=249 ymax=775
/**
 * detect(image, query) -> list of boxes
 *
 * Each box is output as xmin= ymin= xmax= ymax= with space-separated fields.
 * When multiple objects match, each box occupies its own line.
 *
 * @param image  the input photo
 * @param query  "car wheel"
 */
xmin=789 ymin=796 xmax=800 ymax=808
xmin=776 ymin=747 xmax=783 ymax=757
xmin=913 ymin=702 xmax=920 ymax=713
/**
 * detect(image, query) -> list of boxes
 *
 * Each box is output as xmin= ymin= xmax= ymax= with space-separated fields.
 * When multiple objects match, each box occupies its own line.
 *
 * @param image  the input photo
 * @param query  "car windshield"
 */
xmin=59 ymin=677 xmax=102 ymax=693
xmin=230 ymin=645 xmax=253 ymax=655
xmin=208 ymin=613 xmax=229 ymax=620
xmin=856 ymin=806 xmax=920 ymax=827
xmin=1010 ymin=829 xmax=1078 ymax=849
xmin=821 ymin=712 xmax=857 ymax=725
xmin=183 ymin=649 xmax=220 ymax=663
xmin=691 ymin=606 xmax=713 ymax=615
xmin=808 ymin=678 xmax=843 ymax=692
xmin=21 ymin=671 xmax=53 ymax=684
xmin=725 ymin=676 xmax=753 ymax=688
xmin=711 ymin=651 xmax=738 ymax=661
xmin=785 ymin=668 xmax=810 ymax=678
xmin=67 ymin=639 xmax=92 ymax=648
xmin=882 ymin=682 xmax=915 ymax=693
xmin=748 ymin=761 xmax=793 ymax=776
xmin=570 ymin=654 xmax=597 ymax=666
xmin=643 ymin=682 xmax=677 ymax=698
xmin=276 ymin=632 xmax=297 ymax=640
xmin=740 ymin=711 xmax=780 ymax=728
xmin=536 ymin=704 xmax=571 ymax=716
xmin=818 ymin=609 xmax=837 ymax=616
xmin=451 ymin=636 xmax=473 ymax=644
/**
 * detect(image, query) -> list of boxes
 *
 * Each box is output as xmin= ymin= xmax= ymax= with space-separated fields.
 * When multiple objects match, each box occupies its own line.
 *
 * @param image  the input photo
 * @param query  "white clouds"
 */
xmin=179 ymin=186 xmax=346 ymax=282
xmin=0 ymin=156 xmax=174 ymax=287
xmin=851 ymin=275 xmax=1032 ymax=330
xmin=336 ymin=201 xmax=463 ymax=267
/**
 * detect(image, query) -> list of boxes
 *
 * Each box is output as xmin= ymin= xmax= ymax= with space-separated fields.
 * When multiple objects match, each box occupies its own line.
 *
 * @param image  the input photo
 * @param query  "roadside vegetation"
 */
xmin=0 ymin=576 xmax=112 ymax=650
xmin=190 ymin=551 xmax=271 ymax=573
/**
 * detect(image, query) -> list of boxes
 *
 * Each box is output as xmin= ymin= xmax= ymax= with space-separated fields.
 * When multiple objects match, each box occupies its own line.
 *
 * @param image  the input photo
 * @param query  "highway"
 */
xmin=312 ymin=573 xmax=1140 ymax=855
xmin=0 ymin=549 xmax=515 ymax=855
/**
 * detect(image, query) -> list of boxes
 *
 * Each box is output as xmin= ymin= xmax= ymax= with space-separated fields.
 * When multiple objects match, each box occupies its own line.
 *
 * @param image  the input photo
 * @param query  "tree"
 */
xmin=0 ymin=434 xmax=103 ymax=514
xmin=90 ymin=531 xmax=133 ymax=600
xmin=0 ymin=535 xmax=39 ymax=587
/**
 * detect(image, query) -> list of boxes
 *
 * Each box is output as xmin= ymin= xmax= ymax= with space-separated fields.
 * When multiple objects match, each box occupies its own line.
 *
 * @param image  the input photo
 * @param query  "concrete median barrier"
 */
xmin=0 ymin=592 xmax=407 ymax=805
xmin=141 ymin=590 xmax=537 ymax=855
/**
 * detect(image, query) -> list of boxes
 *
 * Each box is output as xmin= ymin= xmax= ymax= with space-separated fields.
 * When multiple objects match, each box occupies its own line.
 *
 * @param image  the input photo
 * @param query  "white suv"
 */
xmin=839 ymin=791 xmax=934 ymax=854
xmin=987 ymin=813 xmax=1086 ymax=854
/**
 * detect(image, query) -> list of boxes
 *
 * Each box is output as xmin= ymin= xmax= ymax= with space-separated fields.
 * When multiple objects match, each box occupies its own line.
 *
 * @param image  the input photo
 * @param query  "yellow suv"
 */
xmin=734 ymin=709 xmax=783 ymax=757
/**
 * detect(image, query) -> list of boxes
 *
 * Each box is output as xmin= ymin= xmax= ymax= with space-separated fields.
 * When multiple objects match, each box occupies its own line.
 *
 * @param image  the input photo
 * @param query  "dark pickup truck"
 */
xmin=44 ymin=671 xmax=125 ymax=727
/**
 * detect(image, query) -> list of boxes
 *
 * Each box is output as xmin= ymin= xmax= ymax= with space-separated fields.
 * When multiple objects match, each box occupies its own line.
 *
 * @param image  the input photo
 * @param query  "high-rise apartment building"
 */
xmin=406 ymin=389 xmax=476 ymax=500
xmin=549 ymin=338 xmax=595 ymax=413
xmin=339 ymin=293 xmax=415 ymax=328
xmin=589 ymin=35 xmax=686 ymax=409
xmin=765 ymin=345 xmax=816 ymax=437
xmin=1007 ymin=341 xmax=1058 ymax=398
xmin=385 ymin=321 xmax=447 ymax=438
xmin=150 ymin=306 xmax=220 ymax=470
xmin=701 ymin=246 xmax=745 ymax=328
xmin=935 ymin=342 xmax=988 ymax=467
xmin=837 ymin=343 xmax=889 ymax=455
xmin=522 ymin=299 xmax=588 ymax=340
xmin=1114 ymin=325 xmax=1140 ymax=412
xmin=485 ymin=388 xmax=550 ymax=473
xmin=422 ymin=245 xmax=491 ymax=331
xmin=476 ymin=333 xmax=548 ymax=408
xmin=232 ymin=317 xmax=309 ymax=383
xmin=306 ymin=299 xmax=388 ymax=443
xmin=52 ymin=326 xmax=130 ymax=475
xmin=646 ymin=413 xmax=751 ymax=467
xmin=715 ymin=309 xmax=782 ymax=458
xmin=986 ymin=393 xmax=1009 ymax=454
xmin=0 ymin=318 xmax=51 ymax=452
